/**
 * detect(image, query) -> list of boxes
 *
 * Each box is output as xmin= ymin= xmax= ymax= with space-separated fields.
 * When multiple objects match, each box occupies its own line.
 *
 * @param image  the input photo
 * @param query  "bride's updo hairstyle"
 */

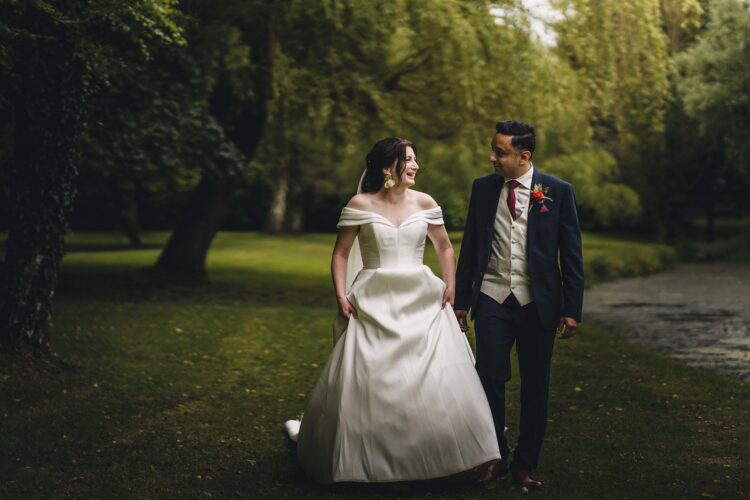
xmin=361 ymin=137 xmax=416 ymax=193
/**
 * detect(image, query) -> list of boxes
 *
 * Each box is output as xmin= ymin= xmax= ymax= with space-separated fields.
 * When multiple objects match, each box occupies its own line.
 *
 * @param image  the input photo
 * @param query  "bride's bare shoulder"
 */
xmin=411 ymin=190 xmax=438 ymax=210
xmin=345 ymin=193 xmax=374 ymax=211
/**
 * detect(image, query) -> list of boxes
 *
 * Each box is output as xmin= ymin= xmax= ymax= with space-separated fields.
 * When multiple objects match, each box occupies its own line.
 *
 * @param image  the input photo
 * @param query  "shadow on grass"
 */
xmin=64 ymin=242 xmax=164 ymax=253
xmin=56 ymin=265 xmax=332 ymax=308
xmin=275 ymin=434 xmax=507 ymax=499
xmin=3 ymin=231 xmax=748 ymax=498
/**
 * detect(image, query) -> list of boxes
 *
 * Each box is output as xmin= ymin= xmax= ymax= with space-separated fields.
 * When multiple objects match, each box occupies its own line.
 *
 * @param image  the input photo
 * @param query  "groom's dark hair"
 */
xmin=496 ymin=120 xmax=535 ymax=156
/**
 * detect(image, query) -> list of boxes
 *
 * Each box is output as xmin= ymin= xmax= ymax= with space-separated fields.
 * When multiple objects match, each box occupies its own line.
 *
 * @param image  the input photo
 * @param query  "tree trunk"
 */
xmin=289 ymin=209 xmax=303 ymax=233
xmin=0 ymin=17 xmax=81 ymax=354
xmin=154 ymin=12 xmax=271 ymax=279
xmin=705 ymin=202 xmax=716 ymax=243
xmin=118 ymin=200 xmax=142 ymax=247
xmin=264 ymin=176 xmax=288 ymax=234
xmin=155 ymin=175 xmax=233 ymax=280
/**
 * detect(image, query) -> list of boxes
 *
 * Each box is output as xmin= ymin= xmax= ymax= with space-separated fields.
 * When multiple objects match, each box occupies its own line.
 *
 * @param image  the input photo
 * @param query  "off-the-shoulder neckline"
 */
xmin=342 ymin=206 xmax=441 ymax=228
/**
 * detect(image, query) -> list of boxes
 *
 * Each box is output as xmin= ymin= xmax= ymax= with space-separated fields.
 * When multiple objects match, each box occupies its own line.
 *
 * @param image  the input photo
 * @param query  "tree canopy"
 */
xmin=2 ymin=0 xmax=749 ymax=351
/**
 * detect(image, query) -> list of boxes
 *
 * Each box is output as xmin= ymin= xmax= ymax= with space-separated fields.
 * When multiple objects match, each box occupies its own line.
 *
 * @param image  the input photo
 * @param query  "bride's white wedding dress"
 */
xmin=294 ymin=206 xmax=500 ymax=484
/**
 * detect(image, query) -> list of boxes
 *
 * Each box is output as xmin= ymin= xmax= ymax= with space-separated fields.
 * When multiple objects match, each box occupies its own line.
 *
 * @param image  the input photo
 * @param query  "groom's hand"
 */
xmin=455 ymin=309 xmax=469 ymax=333
xmin=557 ymin=317 xmax=578 ymax=339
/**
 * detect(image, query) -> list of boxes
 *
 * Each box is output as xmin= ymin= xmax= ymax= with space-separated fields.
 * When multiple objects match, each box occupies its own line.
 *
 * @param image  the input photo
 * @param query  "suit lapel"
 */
xmin=483 ymin=175 xmax=504 ymax=259
xmin=490 ymin=175 xmax=503 ymax=217
xmin=527 ymin=168 xmax=542 ymax=248
xmin=488 ymin=175 xmax=504 ymax=233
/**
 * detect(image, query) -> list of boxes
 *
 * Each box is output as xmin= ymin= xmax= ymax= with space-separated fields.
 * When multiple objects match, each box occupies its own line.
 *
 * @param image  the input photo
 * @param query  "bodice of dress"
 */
xmin=337 ymin=207 xmax=444 ymax=269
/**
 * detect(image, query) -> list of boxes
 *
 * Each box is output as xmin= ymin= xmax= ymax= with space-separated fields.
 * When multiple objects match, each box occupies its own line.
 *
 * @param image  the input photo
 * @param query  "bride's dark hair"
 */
xmin=361 ymin=137 xmax=416 ymax=193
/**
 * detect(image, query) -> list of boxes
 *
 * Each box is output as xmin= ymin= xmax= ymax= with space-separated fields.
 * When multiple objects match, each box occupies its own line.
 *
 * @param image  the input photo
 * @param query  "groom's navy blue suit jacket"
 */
xmin=455 ymin=169 xmax=584 ymax=330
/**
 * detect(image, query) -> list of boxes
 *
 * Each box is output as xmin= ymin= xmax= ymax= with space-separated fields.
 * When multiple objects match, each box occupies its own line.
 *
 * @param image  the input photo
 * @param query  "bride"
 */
xmin=287 ymin=137 xmax=501 ymax=484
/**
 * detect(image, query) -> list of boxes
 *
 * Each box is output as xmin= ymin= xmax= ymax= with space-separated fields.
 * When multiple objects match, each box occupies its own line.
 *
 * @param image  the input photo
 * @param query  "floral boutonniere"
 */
xmin=530 ymin=183 xmax=553 ymax=213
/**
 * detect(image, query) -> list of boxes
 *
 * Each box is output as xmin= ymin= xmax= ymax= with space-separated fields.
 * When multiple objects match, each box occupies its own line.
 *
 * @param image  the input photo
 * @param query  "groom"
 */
xmin=455 ymin=120 xmax=584 ymax=488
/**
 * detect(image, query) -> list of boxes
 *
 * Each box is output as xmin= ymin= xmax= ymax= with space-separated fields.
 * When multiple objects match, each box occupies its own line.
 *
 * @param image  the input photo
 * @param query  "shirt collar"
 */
xmin=507 ymin=165 xmax=534 ymax=190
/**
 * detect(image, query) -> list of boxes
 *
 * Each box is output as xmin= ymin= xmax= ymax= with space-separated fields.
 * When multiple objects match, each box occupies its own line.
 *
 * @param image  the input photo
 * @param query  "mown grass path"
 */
xmin=1 ymin=232 xmax=748 ymax=499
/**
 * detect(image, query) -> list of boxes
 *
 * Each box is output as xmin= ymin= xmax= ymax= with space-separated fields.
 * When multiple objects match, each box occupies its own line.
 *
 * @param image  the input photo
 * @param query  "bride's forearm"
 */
xmin=331 ymin=252 xmax=348 ymax=299
xmin=437 ymin=247 xmax=456 ymax=289
xmin=331 ymin=226 xmax=358 ymax=300
xmin=428 ymin=225 xmax=456 ymax=290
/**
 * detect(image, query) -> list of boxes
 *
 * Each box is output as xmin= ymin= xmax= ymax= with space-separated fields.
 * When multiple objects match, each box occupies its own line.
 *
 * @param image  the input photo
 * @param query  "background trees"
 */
xmin=553 ymin=0 xmax=672 ymax=230
xmin=0 ymin=0 xmax=185 ymax=353
xmin=675 ymin=0 xmax=750 ymax=240
xmin=2 ymin=0 xmax=749 ymax=353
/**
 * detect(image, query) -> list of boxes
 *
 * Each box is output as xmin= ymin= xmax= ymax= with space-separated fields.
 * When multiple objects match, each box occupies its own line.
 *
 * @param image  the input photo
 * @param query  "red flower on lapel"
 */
xmin=530 ymin=183 xmax=553 ymax=213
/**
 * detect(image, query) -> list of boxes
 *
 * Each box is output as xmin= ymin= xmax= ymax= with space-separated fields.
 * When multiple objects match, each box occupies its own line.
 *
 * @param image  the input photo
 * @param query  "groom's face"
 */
xmin=490 ymin=133 xmax=530 ymax=179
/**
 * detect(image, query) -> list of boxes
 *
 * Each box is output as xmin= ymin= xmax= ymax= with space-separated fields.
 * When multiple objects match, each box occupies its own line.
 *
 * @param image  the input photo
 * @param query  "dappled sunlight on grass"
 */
xmin=1 ymin=231 xmax=748 ymax=498
xmin=207 ymin=232 xmax=336 ymax=280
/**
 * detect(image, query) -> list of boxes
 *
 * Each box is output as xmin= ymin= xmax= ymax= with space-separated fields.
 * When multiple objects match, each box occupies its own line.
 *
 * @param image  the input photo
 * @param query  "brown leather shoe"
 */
xmin=477 ymin=457 xmax=509 ymax=483
xmin=477 ymin=462 xmax=498 ymax=483
xmin=513 ymin=470 xmax=543 ymax=489
xmin=494 ymin=456 xmax=509 ymax=477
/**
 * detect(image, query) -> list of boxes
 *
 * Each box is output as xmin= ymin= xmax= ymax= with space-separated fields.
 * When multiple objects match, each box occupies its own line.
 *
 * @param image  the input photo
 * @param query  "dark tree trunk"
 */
xmin=703 ymin=154 xmax=722 ymax=244
xmin=117 ymin=200 xmax=142 ymax=247
xmin=702 ymin=172 xmax=717 ymax=243
xmin=155 ymin=175 xmax=233 ymax=280
xmin=289 ymin=209 xmax=303 ymax=233
xmin=264 ymin=175 xmax=288 ymax=234
xmin=155 ymin=82 xmax=269 ymax=278
xmin=705 ymin=200 xmax=716 ymax=243
xmin=0 ymin=13 xmax=82 ymax=354
xmin=154 ymin=9 xmax=272 ymax=279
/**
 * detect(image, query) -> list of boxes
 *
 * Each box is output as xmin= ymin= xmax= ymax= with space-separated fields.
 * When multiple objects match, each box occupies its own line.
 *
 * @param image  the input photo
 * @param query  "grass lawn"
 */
xmin=0 ymin=231 xmax=748 ymax=499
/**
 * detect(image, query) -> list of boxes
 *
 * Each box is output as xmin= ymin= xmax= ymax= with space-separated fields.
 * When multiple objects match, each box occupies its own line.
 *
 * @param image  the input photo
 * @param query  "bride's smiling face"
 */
xmin=399 ymin=146 xmax=419 ymax=187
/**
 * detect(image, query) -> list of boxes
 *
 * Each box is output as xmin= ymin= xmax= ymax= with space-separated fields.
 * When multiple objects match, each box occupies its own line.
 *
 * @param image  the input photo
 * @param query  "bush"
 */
xmin=546 ymin=149 xmax=642 ymax=229
xmin=583 ymin=237 xmax=677 ymax=286
xmin=677 ymin=232 xmax=750 ymax=261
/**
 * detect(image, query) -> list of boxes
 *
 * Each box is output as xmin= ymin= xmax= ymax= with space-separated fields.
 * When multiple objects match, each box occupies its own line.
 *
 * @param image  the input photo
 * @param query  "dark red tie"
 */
xmin=507 ymin=180 xmax=519 ymax=220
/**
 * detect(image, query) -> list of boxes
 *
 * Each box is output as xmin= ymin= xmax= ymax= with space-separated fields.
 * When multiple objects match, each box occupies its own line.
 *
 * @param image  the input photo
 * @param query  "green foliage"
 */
xmin=412 ymin=143 xmax=481 ymax=230
xmin=70 ymin=0 xmax=270 ymax=231
xmin=76 ymin=46 xmax=246 ymax=230
xmin=0 ymin=0 xmax=187 ymax=93
xmin=0 ymin=0 xmax=191 ymax=350
xmin=661 ymin=0 xmax=705 ymax=53
xmin=580 ymin=231 xmax=678 ymax=284
xmin=554 ymin=0 xmax=671 ymax=163
xmin=252 ymin=0 xmax=643 ymax=232
xmin=9 ymin=0 xmax=748 ymax=239
xmin=676 ymin=0 xmax=750 ymax=173
xmin=0 ymin=0 xmax=193 ymax=214
xmin=677 ymin=217 xmax=750 ymax=260
xmin=547 ymin=0 xmax=748 ymax=238
xmin=545 ymin=149 xmax=641 ymax=228
xmin=252 ymin=0 xmax=586 ymax=231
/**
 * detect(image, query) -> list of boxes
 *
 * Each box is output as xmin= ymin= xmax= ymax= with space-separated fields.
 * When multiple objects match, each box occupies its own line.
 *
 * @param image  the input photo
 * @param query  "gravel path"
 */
xmin=584 ymin=261 xmax=750 ymax=381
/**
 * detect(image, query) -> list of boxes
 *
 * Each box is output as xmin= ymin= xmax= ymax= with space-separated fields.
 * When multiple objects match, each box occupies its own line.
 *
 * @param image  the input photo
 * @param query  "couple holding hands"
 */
xmin=287 ymin=119 xmax=584 ymax=490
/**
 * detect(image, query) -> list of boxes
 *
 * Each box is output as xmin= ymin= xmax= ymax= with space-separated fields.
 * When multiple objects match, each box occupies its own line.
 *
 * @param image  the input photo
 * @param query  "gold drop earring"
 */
xmin=383 ymin=172 xmax=396 ymax=189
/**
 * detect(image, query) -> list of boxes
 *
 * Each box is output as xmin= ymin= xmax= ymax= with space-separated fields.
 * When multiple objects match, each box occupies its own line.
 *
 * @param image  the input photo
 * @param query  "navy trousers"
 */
xmin=474 ymin=292 xmax=555 ymax=473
